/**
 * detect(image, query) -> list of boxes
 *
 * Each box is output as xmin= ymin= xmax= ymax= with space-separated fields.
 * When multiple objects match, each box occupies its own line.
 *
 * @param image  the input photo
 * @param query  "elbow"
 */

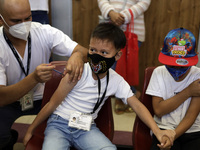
xmin=154 ymin=109 xmax=165 ymax=118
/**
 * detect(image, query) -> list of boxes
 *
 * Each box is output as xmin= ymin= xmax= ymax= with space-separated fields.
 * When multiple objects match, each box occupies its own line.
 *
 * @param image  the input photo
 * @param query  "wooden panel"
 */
xmin=72 ymin=0 xmax=100 ymax=48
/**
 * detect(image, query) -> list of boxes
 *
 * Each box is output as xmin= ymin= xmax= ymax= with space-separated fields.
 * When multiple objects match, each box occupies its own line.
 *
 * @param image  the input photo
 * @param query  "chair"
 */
xmin=132 ymin=67 xmax=156 ymax=150
xmin=25 ymin=61 xmax=114 ymax=150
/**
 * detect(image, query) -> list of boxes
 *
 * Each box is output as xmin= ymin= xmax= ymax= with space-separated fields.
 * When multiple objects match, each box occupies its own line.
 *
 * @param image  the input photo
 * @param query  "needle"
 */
xmin=52 ymin=69 xmax=65 ymax=76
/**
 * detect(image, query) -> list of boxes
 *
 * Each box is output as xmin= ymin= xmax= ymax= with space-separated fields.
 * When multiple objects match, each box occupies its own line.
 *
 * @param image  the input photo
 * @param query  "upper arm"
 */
xmin=152 ymin=96 xmax=164 ymax=117
xmin=127 ymin=95 xmax=139 ymax=110
xmin=48 ymin=73 xmax=78 ymax=108
xmin=127 ymin=96 xmax=146 ymax=114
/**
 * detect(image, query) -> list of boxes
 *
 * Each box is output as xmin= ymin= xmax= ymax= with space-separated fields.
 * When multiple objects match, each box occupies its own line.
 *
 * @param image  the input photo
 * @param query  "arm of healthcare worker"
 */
xmin=23 ymin=73 xmax=77 ymax=146
xmin=127 ymin=96 xmax=176 ymax=148
xmin=0 ymin=64 xmax=55 ymax=106
xmin=65 ymin=44 xmax=88 ymax=83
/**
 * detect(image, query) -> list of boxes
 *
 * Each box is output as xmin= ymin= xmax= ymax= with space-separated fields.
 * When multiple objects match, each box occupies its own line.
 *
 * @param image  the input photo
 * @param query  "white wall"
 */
xmin=50 ymin=0 xmax=72 ymax=60
xmin=51 ymin=0 xmax=73 ymax=38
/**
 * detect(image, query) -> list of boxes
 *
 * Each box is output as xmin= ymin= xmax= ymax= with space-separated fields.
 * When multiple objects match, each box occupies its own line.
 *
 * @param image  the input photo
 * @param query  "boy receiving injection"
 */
xmin=24 ymin=23 xmax=175 ymax=150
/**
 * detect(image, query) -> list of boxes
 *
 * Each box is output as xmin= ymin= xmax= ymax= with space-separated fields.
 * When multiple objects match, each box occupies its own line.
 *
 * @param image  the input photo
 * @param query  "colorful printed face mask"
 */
xmin=0 ymin=14 xmax=31 ymax=41
xmin=165 ymin=65 xmax=191 ymax=81
xmin=88 ymin=53 xmax=116 ymax=74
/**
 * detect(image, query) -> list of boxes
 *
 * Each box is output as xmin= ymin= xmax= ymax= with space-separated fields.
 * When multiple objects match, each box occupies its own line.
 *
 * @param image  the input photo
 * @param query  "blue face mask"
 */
xmin=165 ymin=65 xmax=191 ymax=81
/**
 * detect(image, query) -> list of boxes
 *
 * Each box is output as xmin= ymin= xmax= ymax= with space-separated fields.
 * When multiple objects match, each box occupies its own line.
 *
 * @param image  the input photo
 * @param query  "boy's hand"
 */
xmin=155 ymin=129 xmax=175 ymax=148
xmin=157 ymin=135 xmax=172 ymax=150
xmin=187 ymin=79 xmax=200 ymax=97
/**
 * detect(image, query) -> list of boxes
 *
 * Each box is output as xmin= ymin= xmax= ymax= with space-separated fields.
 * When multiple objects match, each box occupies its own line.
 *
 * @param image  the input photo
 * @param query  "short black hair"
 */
xmin=91 ymin=23 xmax=126 ymax=50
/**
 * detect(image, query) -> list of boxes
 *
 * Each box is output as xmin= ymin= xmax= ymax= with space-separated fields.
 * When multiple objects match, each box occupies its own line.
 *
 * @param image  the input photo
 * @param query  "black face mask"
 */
xmin=88 ymin=53 xmax=116 ymax=74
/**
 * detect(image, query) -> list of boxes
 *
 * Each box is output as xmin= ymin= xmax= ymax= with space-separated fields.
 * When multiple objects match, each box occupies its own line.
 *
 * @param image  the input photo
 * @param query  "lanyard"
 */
xmin=3 ymin=30 xmax=31 ymax=76
xmin=92 ymin=71 xmax=109 ymax=114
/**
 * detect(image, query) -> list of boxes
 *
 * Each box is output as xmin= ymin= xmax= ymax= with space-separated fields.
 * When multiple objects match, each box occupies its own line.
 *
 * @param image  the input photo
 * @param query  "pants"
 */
xmin=31 ymin=11 xmax=49 ymax=24
xmin=42 ymin=114 xmax=117 ymax=150
xmin=151 ymin=131 xmax=200 ymax=150
xmin=0 ymin=100 xmax=42 ymax=148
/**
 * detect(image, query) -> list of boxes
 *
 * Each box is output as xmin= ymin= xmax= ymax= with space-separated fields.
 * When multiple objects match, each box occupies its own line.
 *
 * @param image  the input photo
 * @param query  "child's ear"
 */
xmin=115 ymin=51 xmax=122 ymax=61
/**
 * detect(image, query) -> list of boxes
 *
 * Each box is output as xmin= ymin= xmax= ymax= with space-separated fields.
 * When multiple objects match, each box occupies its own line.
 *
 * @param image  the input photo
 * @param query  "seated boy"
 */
xmin=24 ymin=23 xmax=175 ymax=150
xmin=146 ymin=27 xmax=200 ymax=150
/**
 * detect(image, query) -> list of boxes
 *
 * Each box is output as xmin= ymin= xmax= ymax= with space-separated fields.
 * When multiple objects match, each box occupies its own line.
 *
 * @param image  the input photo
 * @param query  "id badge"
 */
xmin=68 ymin=111 xmax=92 ymax=131
xmin=20 ymin=91 xmax=34 ymax=111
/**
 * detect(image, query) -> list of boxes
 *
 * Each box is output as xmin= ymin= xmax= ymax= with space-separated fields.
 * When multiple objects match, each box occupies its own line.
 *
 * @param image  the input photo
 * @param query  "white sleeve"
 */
xmin=97 ymin=0 xmax=115 ymax=19
xmin=0 ymin=62 xmax=6 ymax=86
xmin=145 ymin=68 xmax=163 ymax=98
xmin=121 ymin=0 xmax=151 ymax=24
xmin=39 ymin=24 xmax=78 ymax=57
xmin=0 ymin=43 xmax=7 ymax=86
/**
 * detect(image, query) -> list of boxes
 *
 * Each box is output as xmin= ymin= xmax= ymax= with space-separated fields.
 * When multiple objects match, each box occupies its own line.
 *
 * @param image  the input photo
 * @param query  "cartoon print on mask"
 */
xmin=88 ymin=53 xmax=115 ymax=74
